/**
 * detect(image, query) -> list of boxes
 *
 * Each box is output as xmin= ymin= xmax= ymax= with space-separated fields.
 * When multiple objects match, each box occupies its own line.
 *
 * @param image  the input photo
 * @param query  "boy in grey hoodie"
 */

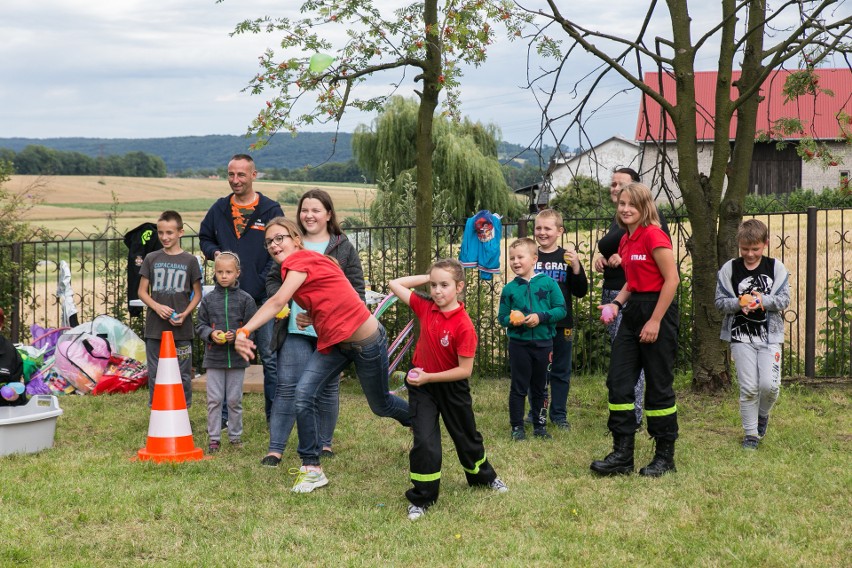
xmin=196 ymin=252 xmax=257 ymax=453
xmin=715 ymin=220 xmax=790 ymax=450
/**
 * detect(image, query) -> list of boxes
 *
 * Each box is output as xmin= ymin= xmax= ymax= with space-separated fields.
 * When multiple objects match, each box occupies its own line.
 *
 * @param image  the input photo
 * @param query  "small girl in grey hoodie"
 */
xmin=196 ymin=252 xmax=257 ymax=453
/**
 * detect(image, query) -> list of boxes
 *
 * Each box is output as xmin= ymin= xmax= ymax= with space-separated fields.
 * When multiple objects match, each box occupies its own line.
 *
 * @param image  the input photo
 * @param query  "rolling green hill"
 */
xmin=0 ymin=135 xmax=556 ymax=174
xmin=0 ymin=133 xmax=353 ymax=172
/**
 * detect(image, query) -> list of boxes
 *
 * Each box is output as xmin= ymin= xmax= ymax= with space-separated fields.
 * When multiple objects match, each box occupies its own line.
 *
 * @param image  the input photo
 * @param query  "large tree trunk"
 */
xmin=666 ymin=4 xmax=732 ymax=391
xmin=718 ymin=0 xmax=766 ymax=264
xmin=414 ymin=0 xmax=440 ymax=275
xmin=680 ymin=165 xmax=732 ymax=392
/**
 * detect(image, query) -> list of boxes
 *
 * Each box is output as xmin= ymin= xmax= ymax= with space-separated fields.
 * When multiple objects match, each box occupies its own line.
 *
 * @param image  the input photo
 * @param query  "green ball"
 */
xmin=309 ymin=53 xmax=334 ymax=73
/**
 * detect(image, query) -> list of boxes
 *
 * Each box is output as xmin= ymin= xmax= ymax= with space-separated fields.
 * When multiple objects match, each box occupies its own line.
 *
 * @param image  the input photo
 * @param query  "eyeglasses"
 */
xmin=264 ymin=234 xmax=292 ymax=249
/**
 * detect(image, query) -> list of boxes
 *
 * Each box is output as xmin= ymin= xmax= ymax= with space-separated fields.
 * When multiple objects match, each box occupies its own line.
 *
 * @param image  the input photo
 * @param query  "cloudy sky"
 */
xmin=2 ymin=1 xmax=833 ymax=148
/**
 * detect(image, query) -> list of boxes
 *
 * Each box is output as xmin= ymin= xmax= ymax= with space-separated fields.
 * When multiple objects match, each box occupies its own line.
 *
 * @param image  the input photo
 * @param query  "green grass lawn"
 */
xmin=2 ymin=375 xmax=849 ymax=566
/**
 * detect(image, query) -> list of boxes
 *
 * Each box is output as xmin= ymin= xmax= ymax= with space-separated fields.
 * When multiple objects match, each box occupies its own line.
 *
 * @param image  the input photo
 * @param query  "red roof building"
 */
xmin=636 ymin=68 xmax=852 ymax=196
xmin=636 ymin=68 xmax=852 ymax=141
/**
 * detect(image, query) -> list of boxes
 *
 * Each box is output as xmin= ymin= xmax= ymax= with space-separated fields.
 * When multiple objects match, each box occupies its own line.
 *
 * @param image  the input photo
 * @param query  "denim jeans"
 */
xmin=294 ymin=323 xmax=410 ymax=465
xmin=267 ymin=334 xmax=339 ymax=454
xmin=255 ymin=315 xmax=277 ymax=424
xmin=267 ymin=335 xmax=307 ymax=454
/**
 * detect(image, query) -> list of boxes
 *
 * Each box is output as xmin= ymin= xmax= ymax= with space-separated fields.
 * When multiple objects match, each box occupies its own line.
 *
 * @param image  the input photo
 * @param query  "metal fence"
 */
xmin=1 ymin=207 xmax=850 ymax=379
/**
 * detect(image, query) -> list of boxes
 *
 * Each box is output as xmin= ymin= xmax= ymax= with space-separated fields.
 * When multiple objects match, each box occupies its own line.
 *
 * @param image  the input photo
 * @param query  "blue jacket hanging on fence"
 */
xmin=459 ymin=210 xmax=502 ymax=280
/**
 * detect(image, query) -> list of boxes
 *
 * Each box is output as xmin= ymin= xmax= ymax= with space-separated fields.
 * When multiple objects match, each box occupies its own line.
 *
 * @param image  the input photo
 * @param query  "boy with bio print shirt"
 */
xmin=139 ymin=210 xmax=203 ymax=407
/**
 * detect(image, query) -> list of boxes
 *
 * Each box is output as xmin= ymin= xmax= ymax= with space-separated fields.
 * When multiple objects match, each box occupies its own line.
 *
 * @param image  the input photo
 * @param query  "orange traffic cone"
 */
xmin=137 ymin=331 xmax=204 ymax=463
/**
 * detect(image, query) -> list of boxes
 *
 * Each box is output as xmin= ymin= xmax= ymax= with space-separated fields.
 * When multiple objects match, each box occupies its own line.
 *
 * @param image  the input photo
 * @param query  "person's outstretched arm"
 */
xmin=234 ymin=270 xmax=307 ymax=360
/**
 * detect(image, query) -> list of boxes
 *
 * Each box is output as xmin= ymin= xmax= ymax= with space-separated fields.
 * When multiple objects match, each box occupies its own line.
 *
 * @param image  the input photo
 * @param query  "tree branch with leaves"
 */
xmin=225 ymin=0 xmax=530 ymax=273
xmin=520 ymin=0 xmax=852 ymax=390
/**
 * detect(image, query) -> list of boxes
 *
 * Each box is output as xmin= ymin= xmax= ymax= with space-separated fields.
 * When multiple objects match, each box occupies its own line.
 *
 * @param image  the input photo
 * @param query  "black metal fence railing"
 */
xmin=1 ymin=207 xmax=849 ymax=380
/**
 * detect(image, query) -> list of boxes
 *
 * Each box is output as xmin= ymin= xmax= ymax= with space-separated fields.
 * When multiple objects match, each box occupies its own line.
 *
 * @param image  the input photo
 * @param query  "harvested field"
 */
xmin=8 ymin=175 xmax=375 ymax=236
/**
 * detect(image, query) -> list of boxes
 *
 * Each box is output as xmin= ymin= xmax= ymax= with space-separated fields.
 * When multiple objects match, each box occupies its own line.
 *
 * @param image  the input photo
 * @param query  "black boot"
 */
xmin=639 ymin=439 xmax=676 ymax=477
xmin=590 ymin=434 xmax=635 ymax=476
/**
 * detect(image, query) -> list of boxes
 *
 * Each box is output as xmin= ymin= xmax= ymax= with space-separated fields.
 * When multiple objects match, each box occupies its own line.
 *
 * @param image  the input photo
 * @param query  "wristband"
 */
xmin=612 ymin=300 xmax=624 ymax=310
xmin=236 ymin=327 xmax=250 ymax=339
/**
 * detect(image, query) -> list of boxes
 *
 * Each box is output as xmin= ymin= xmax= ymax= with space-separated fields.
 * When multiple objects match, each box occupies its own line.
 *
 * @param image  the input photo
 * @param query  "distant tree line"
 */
xmin=0 ymin=135 xmax=559 ymax=187
xmin=0 ymin=145 xmax=166 ymax=177
xmin=173 ymin=157 xmax=545 ymax=189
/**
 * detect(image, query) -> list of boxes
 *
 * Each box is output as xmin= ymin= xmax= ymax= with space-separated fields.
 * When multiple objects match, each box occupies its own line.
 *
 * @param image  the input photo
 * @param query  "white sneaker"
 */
xmin=290 ymin=466 xmax=329 ymax=493
xmin=407 ymin=504 xmax=426 ymax=521
xmin=489 ymin=478 xmax=509 ymax=493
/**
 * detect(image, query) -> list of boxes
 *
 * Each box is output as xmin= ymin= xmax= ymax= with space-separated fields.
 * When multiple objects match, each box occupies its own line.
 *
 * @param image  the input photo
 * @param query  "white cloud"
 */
xmin=3 ymin=1 xmax=811 ymax=147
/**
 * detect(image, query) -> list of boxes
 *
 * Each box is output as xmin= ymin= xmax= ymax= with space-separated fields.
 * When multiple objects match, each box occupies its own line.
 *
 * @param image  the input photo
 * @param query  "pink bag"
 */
xmin=54 ymin=332 xmax=112 ymax=394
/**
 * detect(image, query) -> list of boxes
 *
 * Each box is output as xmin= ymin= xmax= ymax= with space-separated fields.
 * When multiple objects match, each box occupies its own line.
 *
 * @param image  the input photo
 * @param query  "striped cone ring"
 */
xmin=137 ymin=331 xmax=204 ymax=463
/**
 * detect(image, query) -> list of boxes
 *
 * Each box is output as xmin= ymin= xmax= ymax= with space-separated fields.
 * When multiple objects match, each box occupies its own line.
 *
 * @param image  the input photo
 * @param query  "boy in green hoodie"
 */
xmin=499 ymin=238 xmax=567 ymax=441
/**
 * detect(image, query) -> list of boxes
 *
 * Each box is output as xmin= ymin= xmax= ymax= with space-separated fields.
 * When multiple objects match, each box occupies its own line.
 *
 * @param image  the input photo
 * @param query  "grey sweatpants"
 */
xmin=147 ymin=338 xmax=194 ymax=408
xmin=731 ymin=342 xmax=781 ymax=436
xmin=206 ymin=367 xmax=246 ymax=442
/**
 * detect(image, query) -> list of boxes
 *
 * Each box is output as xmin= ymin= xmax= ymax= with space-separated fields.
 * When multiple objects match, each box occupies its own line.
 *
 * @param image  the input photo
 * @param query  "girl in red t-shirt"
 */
xmin=389 ymin=259 xmax=507 ymax=521
xmin=592 ymin=182 xmax=681 ymax=478
xmin=235 ymin=217 xmax=409 ymax=494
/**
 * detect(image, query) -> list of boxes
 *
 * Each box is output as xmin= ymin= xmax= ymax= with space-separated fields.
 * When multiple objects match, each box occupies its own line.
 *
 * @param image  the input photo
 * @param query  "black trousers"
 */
xmin=508 ymin=340 xmax=552 ymax=428
xmin=406 ymin=379 xmax=497 ymax=508
xmin=606 ymin=294 xmax=679 ymax=441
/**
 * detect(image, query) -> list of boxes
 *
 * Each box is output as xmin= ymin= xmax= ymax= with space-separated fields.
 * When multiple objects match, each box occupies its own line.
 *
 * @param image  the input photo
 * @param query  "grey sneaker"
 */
xmin=290 ymin=467 xmax=329 ymax=493
xmin=757 ymin=415 xmax=769 ymax=438
xmin=742 ymin=435 xmax=760 ymax=450
xmin=207 ymin=440 xmax=220 ymax=454
xmin=553 ymin=421 xmax=572 ymax=431
xmin=489 ymin=478 xmax=509 ymax=493
xmin=511 ymin=426 xmax=526 ymax=441
xmin=407 ymin=504 xmax=426 ymax=521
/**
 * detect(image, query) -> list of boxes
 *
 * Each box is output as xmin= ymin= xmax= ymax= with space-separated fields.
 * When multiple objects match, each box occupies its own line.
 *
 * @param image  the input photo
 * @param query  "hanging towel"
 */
xmin=459 ymin=210 xmax=502 ymax=280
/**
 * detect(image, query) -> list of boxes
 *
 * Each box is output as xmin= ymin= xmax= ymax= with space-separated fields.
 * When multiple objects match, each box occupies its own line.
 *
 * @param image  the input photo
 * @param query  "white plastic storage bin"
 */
xmin=0 ymin=395 xmax=63 ymax=457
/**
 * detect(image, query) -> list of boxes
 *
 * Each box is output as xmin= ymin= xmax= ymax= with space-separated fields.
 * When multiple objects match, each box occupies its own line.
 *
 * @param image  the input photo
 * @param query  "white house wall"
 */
xmin=550 ymin=139 xmax=641 ymax=191
xmin=802 ymin=144 xmax=852 ymax=190
xmin=639 ymin=141 xmax=852 ymax=204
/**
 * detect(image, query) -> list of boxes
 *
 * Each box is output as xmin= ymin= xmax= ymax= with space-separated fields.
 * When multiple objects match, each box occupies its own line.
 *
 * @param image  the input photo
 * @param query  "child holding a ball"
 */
xmin=715 ymin=219 xmax=790 ymax=450
xmin=389 ymin=259 xmax=508 ymax=521
xmin=138 ymin=210 xmax=203 ymax=409
xmin=498 ymin=238 xmax=567 ymax=441
xmin=195 ymin=251 xmax=257 ymax=453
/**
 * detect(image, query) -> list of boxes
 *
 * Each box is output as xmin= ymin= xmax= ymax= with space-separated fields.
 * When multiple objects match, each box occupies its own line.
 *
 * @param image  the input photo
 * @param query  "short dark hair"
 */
xmin=230 ymin=154 xmax=255 ymax=166
xmin=614 ymin=167 xmax=640 ymax=182
xmin=158 ymin=210 xmax=183 ymax=229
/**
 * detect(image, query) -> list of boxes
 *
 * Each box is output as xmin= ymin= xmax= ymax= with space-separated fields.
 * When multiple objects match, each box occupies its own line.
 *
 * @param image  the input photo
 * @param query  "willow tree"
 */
xmin=521 ymin=1 xmax=851 ymax=391
xmin=353 ymin=96 xmax=523 ymax=223
xmin=227 ymin=1 xmax=529 ymax=274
